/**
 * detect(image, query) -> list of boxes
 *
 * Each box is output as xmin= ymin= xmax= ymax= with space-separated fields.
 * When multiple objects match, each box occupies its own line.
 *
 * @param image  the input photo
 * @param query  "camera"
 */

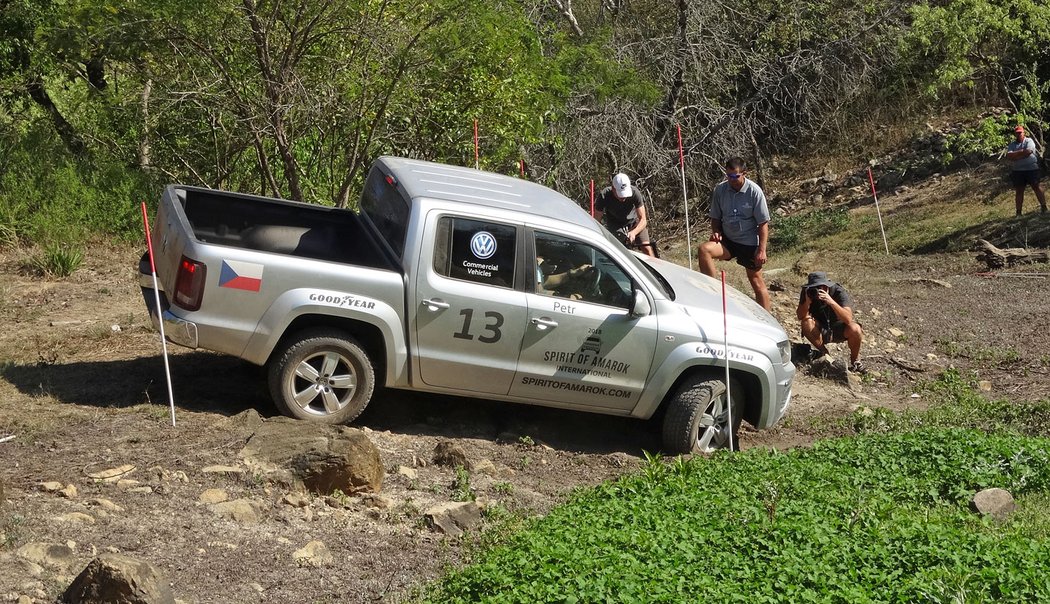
xmin=807 ymin=287 xmax=821 ymax=301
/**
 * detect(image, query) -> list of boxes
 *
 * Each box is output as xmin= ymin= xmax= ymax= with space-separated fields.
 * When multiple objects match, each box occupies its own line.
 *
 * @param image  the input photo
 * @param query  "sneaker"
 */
xmin=849 ymin=360 xmax=867 ymax=374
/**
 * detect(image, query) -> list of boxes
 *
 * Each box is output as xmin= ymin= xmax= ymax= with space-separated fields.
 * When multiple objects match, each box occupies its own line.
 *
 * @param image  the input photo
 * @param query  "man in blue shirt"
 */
xmin=698 ymin=157 xmax=771 ymax=310
xmin=1005 ymin=125 xmax=1046 ymax=216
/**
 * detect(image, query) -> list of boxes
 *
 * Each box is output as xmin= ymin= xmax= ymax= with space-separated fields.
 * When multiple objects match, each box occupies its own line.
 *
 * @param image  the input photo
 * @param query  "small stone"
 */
xmin=888 ymin=327 xmax=905 ymax=338
xmin=472 ymin=460 xmax=498 ymax=477
xmin=111 ymin=324 xmax=122 ymax=332
xmin=396 ymin=466 xmax=418 ymax=480
xmin=15 ymin=543 xmax=74 ymax=570
xmin=116 ymin=479 xmax=141 ymax=490
xmin=210 ymin=499 xmax=259 ymax=523
xmin=978 ymin=380 xmax=992 ymax=392
xmin=910 ymin=393 xmax=920 ymax=398
xmin=127 ymin=486 xmax=154 ymax=495
xmin=361 ymin=494 xmax=393 ymax=509
xmin=282 ymin=493 xmax=311 ymax=508
xmin=89 ymin=498 xmax=124 ymax=512
xmin=293 ymin=541 xmax=334 ymax=568
xmin=87 ymin=465 xmax=136 ymax=482
xmin=201 ymin=465 xmax=245 ymax=475
xmin=926 ymin=353 xmax=938 ymax=360
xmin=59 ymin=484 xmax=78 ymax=499
xmin=870 ymin=307 xmax=882 ymax=318
xmin=433 ymin=441 xmax=469 ymax=469
xmin=54 ymin=512 xmax=95 ymax=524
xmin=198 ymin=489 xmax=229 ymax=504
xmin=38 ymin=481 xmax=64 ymax=492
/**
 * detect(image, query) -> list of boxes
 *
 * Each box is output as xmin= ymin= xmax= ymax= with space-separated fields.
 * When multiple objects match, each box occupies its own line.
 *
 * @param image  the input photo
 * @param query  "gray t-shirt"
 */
xmin=709 ymin=178 xmax=770 ymax=246
xmin=1007 ymin=137 xmax=1040 ymax=172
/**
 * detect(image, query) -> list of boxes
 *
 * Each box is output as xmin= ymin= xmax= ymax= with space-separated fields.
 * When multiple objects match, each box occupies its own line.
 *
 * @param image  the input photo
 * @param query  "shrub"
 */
xmin=23 ymin=244 xmax=85 ymax=278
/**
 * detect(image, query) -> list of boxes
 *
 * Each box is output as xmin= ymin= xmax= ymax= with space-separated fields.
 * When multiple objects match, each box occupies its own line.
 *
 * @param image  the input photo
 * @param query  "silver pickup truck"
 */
xmin=139 ymin=157 xmax=794 ymax=453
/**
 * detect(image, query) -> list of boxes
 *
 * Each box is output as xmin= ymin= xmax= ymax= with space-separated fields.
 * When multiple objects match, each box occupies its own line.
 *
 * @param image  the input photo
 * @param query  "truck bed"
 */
xmin=178 ymin=187 xmax=395 ymax=270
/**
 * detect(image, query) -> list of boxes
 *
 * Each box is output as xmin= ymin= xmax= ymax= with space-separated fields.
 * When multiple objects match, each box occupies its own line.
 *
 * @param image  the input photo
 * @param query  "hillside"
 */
xmin=1 ymin=149 xmax=1048 ymax=601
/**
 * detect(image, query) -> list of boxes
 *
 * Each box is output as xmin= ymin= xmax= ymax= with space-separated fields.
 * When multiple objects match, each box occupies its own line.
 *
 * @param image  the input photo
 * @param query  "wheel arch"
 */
xmin=266 ymin=314 xmax=387 ymax=386
xmin=655 ymin=366 xmax=763 ymax=427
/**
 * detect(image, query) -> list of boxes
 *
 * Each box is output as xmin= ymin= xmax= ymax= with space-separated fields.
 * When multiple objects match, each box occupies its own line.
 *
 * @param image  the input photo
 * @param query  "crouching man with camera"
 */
xmin=796 ymin=272 xmax=866 ymax=374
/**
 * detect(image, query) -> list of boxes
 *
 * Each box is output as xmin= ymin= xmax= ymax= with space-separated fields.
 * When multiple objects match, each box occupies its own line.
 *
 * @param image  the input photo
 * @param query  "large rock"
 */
xmin=238 ymin=419 xmax=383 ymax=494
xmin=15 ymin=542 xmax=74 ymax=570
xmin=424 ymin=502 xmax=483 ymax=537
xmin=433 ymin=441 xmax=469 ymax=469
xmin=209 ymin=499 xmax=259 ymax=524
xmin=971 ymin=488 xmax=1015 ymax=521
xmin=63 ymin=554 xmax=175 ymax=604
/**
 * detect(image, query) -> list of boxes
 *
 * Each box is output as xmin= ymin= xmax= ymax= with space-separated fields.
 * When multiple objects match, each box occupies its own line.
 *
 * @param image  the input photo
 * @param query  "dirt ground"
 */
xmin=1 ymin=174 xmax=1049 ymax=602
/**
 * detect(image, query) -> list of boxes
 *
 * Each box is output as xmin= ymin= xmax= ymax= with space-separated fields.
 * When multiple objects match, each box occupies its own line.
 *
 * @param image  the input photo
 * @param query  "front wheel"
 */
xmin=267 ymin=329 xmax=375 ymax=424
xmin=662 ymin=376 xmax=743 ymax=454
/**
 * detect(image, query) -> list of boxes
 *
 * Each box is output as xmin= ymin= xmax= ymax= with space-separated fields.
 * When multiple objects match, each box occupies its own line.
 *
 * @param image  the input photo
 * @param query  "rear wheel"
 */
xmin=662 ymin=376 xmax=743 ymax=454
xmin=267 ymin=329 xmax=375 ymax=424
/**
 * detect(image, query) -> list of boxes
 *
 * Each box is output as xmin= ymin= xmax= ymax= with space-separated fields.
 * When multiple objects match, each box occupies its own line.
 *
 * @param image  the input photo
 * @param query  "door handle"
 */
xmin=531 ymin=317 xmax=558 ymax=330
xmin=421 ymin=298 xmax=450 ymax=311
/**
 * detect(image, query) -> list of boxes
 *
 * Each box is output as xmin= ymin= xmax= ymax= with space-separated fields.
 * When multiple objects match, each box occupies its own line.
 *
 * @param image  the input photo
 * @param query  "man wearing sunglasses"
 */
xmin=698 ymin=157 xmax=771 ymax=310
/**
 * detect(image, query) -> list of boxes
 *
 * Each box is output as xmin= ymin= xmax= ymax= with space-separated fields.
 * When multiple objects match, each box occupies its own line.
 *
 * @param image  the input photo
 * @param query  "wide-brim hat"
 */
xmin=805 ymin=272 xmax=834 ymax=288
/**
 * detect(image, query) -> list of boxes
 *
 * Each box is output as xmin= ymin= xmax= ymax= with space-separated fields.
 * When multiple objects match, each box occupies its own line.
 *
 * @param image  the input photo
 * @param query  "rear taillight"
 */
xmin=173 ymin=255 xmax=207 ymax=311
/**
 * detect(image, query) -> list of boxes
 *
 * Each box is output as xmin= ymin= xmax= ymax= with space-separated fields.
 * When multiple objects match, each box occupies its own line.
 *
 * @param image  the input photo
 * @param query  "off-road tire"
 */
xmin=662 ymin=376 xmax=743 ymax=454
xmin=267 ymin=329 xmax=375 ymax=424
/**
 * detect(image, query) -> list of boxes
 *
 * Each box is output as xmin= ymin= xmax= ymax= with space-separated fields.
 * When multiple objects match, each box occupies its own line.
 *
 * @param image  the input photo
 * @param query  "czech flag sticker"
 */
xmin=219 ymin=259 xmax=264 ymax=292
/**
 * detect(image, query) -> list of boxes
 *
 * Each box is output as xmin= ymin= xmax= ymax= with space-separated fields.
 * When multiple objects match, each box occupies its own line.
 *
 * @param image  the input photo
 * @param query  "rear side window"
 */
xmin=434 ymin=217 xmax=516 ymax=288
xmin=360 ymin=167 xmax=410 ymax=258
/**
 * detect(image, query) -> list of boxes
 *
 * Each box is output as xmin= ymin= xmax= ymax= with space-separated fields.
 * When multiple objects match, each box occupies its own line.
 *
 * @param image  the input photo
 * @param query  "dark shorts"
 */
xmin=802 ymin=322 xmax=848 ymax=344
xmin=722 ymin=238 xmax=759 ymax=270
xmin=1011 ymin=170 xmax=1042 ymax=187
xmin=609 ymin=223 xmax=651 ymax=248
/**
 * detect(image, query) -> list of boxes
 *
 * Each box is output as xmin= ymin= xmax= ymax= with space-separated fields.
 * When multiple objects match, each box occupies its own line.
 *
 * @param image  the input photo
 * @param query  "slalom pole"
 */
xmin=141 ymin=202 xmax=177 ymax=427
xmin=590 ymin=179 xmax=595 ymax=217
xmin=867 ymin=166 xmax=889 ymax=255
xmin=678 ymin=124 xmax=694 ymax=270
xmin=473 ymin=119 xmax=479 ymax=170
xmin=721 ymin=270 xmax=734 ymax=451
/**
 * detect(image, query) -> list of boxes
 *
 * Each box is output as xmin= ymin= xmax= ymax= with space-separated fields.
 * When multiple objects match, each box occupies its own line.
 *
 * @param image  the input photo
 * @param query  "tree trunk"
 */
xmin=27 ymin=77 xmax=87 ymax=156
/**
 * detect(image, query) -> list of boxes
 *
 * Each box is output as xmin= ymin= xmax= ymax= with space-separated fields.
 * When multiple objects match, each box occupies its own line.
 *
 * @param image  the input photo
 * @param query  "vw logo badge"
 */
xmin=470 ymin=231 xmax=497 ymax=259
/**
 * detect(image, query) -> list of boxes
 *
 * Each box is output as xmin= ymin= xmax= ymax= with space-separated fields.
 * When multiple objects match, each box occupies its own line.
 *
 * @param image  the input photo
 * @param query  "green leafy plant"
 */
xmin=771 ymin=207 xmax=851 ymax=250
xmin=424 ymin=429 xmax=1050 ymax=603
xmin=23 ymin=244 xmax=84 ymax=278
xmin=451 ymin=466 xmax=475 ymax=502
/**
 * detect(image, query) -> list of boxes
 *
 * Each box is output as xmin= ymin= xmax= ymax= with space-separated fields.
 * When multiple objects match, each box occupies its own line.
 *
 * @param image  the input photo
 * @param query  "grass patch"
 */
xmin=770 ymin=206 xmax=851 ymax=250
xmin=22 ymin=244 xmax=85 ymax=278
xmin=850 ymin=369 xmax=1050 ymax=437
xmin=424 ymin=429 xmax=1050 ymax=603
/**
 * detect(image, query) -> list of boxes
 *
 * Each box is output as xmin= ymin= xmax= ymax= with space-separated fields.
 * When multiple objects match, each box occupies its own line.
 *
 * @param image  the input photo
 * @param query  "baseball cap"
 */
xmin=612 ymin=173 xmax=633 ymax=198
xmin=1014 ymin=125 xmax=1025 ymax=133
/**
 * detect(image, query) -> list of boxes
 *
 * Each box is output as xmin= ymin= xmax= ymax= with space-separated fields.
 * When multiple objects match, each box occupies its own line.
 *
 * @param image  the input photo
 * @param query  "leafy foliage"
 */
xmin=426 ymin=429 xmax=1050 ymax=603
xmin=23 ymin=243 xmax=84 ymax=277
xmin=770 ymin=207 xmax=851 ymax=250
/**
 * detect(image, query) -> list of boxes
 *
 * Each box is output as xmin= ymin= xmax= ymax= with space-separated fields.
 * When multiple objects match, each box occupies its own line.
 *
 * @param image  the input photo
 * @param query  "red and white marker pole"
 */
xmin=867 ymin=166 xmax=889 ymax=255
xmin=721 ymin=270 xmax=734 ymax=451
xmin=473 ymin=119 xmax=479 ymax=170
xmin=678 ymin=124 xmax=694 ymax=270
xmin=589 ymin=179 xmax=595 ymax=217
xmin=141 ymin=202 xmax=177 ymax=427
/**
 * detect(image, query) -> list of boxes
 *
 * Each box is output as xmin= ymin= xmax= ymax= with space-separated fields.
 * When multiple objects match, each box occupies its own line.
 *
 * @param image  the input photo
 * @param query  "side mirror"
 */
xmin=630 ymin=289 xmax=651 ymax=317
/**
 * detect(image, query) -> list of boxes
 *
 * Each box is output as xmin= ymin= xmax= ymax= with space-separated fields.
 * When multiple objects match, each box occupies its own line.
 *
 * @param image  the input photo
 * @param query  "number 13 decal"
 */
xmin=453 ymin=308 xmax=504 ymax=343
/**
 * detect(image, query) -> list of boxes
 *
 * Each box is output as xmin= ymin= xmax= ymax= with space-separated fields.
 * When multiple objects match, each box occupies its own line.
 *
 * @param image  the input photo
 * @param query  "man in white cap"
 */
xmin=1005 ymin=125 xmax=1046 ymax=215
xmin=594 ymin=172 xmax=655 ymax=257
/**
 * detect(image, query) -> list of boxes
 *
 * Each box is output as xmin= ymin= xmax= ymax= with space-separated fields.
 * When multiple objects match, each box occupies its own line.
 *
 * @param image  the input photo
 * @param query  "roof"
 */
xmin=377 ymin=156 xmax=600 ymax=232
